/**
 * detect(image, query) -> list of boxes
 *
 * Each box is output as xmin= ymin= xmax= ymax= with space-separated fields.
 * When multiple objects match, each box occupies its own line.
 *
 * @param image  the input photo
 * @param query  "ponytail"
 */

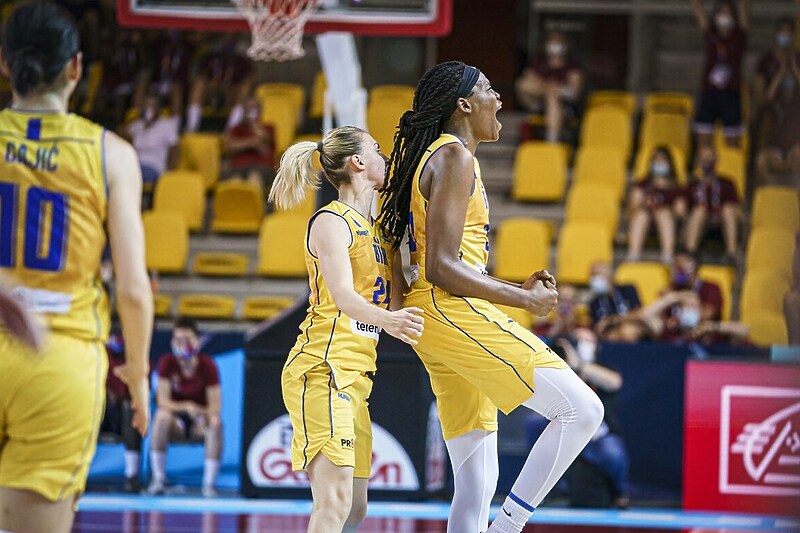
xmin=268 ymin=141 xmax=320 ymax=211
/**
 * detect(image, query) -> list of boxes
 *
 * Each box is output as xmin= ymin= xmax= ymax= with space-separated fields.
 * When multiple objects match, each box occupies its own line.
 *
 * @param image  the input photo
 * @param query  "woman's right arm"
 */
xmin=105 ymin=132 xmax=154 ymax=436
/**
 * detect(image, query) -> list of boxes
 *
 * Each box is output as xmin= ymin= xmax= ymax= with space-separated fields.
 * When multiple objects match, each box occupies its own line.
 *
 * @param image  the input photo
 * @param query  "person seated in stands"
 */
xmin=683 ymin=146 xmax=740 ymax=264
xmin=147 ymin=317 xmax=222 ymax=497
xmin=150 ymin=30 xmax=197 ymax=124
xmin=754 ymin=18 xmax=797 ymax=116
xmin=588 ymin=262 xmax=641 ymax=327
xmin=515 ymin=30 xmax=584 ymax=143
xmin=122 ymin=93 xmax=180 ymax=190
xmin=626 ymin=146 xmax=687 ymax=263
xmin=99 ymin=330 xmax=143 ymax=493
xmin=97 ymin=29 xmax=147 ymax=126
xmin=222 ymin=97 xmax=275 ymax=192
xmin=534 ymin=283 xmax=581 ymax=337
xmin=755 ymin=19 xmax=800 ymax=185
xmin=186 ymin=34 xmax=253 ymax=132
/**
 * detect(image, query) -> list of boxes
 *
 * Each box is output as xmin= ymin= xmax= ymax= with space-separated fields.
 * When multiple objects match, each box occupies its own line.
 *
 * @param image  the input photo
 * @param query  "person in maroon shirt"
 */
xmin=222 ymin=97 xmax=276 ymax=192
xmin=690 ymin=0 xmax=750 ymax=150
xmin=515 ymin=30 xmax=584 ymax=142
xmin=626 ymin=146 xmax=688 ymax=263
xmin=147 ymin=317 xmax=222 ymax=497
xmin=151 ymin=31 xmax=197 ymax=123
xmin=684 ymin=146 xmax=740 ymax=262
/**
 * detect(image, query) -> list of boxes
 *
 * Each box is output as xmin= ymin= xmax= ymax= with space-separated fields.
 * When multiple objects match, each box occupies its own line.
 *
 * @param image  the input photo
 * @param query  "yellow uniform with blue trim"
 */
xmin=0 ymin=109 xmax=109 ymax=501
xmin=281 ymin=200 xmax=391 ymax=477
xmin=404 ymin=133 xmax=566 ymax=441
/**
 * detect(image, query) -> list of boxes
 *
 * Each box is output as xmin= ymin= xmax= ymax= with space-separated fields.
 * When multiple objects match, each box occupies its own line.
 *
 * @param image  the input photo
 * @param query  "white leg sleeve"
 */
xmin=446 ymin=429 xmax=499 ymax=533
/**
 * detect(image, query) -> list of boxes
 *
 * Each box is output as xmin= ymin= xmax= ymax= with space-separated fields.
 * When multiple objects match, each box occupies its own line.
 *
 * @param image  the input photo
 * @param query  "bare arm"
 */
xmin=388 ymin=249 xmax=408 ymax=311
xmin=562 ymin=69 xmax=584 ymax=102
xmin=156 ymin=377 xmax=202 ymax=414
xmin=515 ymin=68 xmax=547 ymax=110
xmin=205 ymin=384 xmax=221 ymax=417
xmin=106 ymin=132 xmax=154 ymax=436
xmin=423 ymin=145 xmax=556 ymax=315
xmin=690 ymin=0 xmax=709 ymax=32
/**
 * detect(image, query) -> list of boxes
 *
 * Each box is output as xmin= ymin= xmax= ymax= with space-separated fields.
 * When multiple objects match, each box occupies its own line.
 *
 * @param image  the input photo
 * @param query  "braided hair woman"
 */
xmin=379 ymin=62 xmax=603 ymax=533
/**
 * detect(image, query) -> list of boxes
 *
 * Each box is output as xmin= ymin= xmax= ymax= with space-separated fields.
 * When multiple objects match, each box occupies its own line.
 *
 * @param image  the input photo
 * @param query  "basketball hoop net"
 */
xmin=231 ymin=0 xmax=319 ymax=62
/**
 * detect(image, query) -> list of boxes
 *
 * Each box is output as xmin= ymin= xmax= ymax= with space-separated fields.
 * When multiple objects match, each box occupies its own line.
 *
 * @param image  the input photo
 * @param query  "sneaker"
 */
xmin=201 ymin=485 xmax=217 ymax=498
xmin=123 ymin=476 xmax=141 ymax=494
xmin=146 ymin=479 xmax=165 ymax=495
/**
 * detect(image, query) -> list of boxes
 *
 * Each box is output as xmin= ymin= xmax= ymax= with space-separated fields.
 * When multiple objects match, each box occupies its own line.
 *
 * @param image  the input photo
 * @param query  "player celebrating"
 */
xmin=269 ymin=126 xmax=423 ymax=533
xmin=0 ymin=3 xmax=153 ymax=532
xmin=379 ymin=61 xmax=604 ymax=533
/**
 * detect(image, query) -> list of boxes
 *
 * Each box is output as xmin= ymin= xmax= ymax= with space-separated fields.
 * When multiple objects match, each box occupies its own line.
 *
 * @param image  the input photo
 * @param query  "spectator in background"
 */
xmin=123 ymin=94 xmax=181 ymax=188
xmin=684 ymin=146 xmax=740 ymax=263
xmin=186 ymin=35 xmax=253 ymax=132
xmin=515 ymin=30 xmax=584 ymax=143
xmin=588 ymin=262 xmax=641 ymax=326
xmin=100 ymin=331 xmax=144 ymax=493
xmin=690 ymin=0 xmax=750 ymax=150
xmin=626 ymin=147 xmax=687 ymax=263
xmin=754 ymin=18 xmax=798 ymax=116
xmin=151 ymin=31 xmax=197 ymax=123
xmin=147 ymin=318 xmax=222 ymax=497
xmin=535 ymin=283 xmax=581 ymax=337
xmin=222 ymin=97 xmax=275 ymax=191
xmin=755 ymin=22 xmax=800 ymax=185
xmin=98 ymin=30 xmax=147 ymax=126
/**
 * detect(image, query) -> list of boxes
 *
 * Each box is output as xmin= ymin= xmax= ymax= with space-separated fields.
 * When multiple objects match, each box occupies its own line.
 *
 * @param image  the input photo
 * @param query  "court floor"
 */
xmin=72 ymin=495 xmax=799 ymax=532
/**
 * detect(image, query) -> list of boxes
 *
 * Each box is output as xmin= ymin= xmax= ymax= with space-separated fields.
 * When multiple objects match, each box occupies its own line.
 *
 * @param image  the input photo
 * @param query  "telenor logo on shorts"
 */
xmin=351 ymin=319 xmax=381 ymax=340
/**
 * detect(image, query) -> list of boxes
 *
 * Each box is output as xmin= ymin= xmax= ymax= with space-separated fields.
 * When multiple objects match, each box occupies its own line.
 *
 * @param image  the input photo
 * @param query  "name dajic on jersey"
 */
xmin=5 ymin=142 xmax=59 ymax=172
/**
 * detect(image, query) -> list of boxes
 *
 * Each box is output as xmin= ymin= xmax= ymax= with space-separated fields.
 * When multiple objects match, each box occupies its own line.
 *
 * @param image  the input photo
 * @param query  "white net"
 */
xmin=231 ymin=0 xmax=319 ymax=62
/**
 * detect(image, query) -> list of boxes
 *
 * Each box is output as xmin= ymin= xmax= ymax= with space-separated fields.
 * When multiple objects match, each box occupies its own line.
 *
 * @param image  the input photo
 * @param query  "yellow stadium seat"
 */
xmin=143 ymin=211 xmax=188 ymax=274
xmin=80 ymin=61 xmax=103 ymax=116
xmin=697 ymin=265 xmax=735 ymax=321
xmin=192 ymin=253 xmax=249 ymax=277
xmin=573 ymin=146 xmax=627 ymax=200
xmin=565 ymin=182 xmax=620 ymax=235
xmin=153 ymin=170 xmax=206 ymax=232
xmin=272 ymin=187 xmax=318 ymax=219
xmin=751 ymin=186 xmax=800 ymax=231
xmin=633 ymin=144 xmax=688 ymax=184
xmin=178 ymin=133 xmax=221 ymax=190
xmin=177 ymin=294 xmax=236 ymax=319
xmin=556 ymin=223 xmax=613 ymax=285
xmin=580 ymin=106 xmax=632 ymax=160
xmin=367 ymin=99 xmax=407 ymax=156
xmin=586 ymin=91 xmax=637 ymax=116
xmin=496 ymin=304 xmax=534 ymax=331
xmin=639 ymin=112 xmax=691 ymax=157
xmin=370 ymin=85 xmax=415 ymax=106
xmin=740 ymin=270 xmax=791 ymax=321
xmin=257 ymin=214 xmax=308 ymax=277
xmin=492 ymin=218 xmax=551 ymax=283
xmin=743 ymin=311 xmax=788 ymax=346
xmin=643 ymin=92 xmax=694 ymax=117
xmin=714 ymin=126 xmax=750 ymax=160
xmin=613 ymin=262 xmax=670 ymax=306
xmin=260 ymin=93 xmax=299 ymax=155
xmin=309 ymin=71 xmax=327 ymax=119
xmin=242 ymin=296 xmax=296 ymax=321
xmin=211 ymin=181 xmax=265 ymax=234
xmin=511 ymin=142 xmax=568 ymax=202
xmin=255 ymin=83 xmax=305 ymax=125
xmin=715 ymin=146 xmax=746 ymax=198
xmin=153 ymin=294 xmax=173 ymax=318
xmin=746 ymin=227 xmax=796 ymax=282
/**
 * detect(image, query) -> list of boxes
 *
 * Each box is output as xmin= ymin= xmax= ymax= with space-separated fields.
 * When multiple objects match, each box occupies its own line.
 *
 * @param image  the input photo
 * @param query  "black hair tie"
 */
xmin=316 ymin=141 xmax=323 ymax=153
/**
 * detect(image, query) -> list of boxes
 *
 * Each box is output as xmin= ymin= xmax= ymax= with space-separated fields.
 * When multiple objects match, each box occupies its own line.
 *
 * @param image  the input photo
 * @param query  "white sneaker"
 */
xmin=146 ymin=479 xmax=165 ymax=495
xmin=201 ymin=485 xmax=217 ymax=498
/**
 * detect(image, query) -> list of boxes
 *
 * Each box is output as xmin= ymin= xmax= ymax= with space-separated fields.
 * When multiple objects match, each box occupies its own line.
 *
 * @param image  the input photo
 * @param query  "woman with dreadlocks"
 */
xmin=379 ymin=61 xmax=604 ymax=533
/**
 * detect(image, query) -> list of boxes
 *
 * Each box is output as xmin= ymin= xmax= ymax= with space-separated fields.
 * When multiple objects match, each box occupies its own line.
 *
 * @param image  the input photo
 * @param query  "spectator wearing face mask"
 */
xmin=690 ymin=0 xmax=750 ymax=150
xmin=684 ymin=146 xmax=740 ymax=263
xmin=669 ymin=251 xmax=722 ymax=321
xmin=755 ymin=18 xmax=800 ymax=184
xmin=587 ymin=262 xmax=641 ymax=326
xmin=222 ymin=97 xmax=276 ymax=192
xmin=147 ymin=317 xmax=222 ymax=497
xmin=123 ymin=93 xmax=180 ymax=186
xmin=627 ymin=147 xmax=688 ymax=263
xmin=515 ymin=30 xmax=584 ymax=143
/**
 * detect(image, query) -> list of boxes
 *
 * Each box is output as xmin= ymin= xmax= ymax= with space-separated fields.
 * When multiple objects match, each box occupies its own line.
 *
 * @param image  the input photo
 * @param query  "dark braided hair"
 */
xmin=378 ymin=61 xmax=469 ymax=249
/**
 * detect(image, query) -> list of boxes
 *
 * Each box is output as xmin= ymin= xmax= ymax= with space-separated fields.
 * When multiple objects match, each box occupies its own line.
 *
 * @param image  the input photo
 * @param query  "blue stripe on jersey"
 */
xmin=26 ymin=118 xmax=42 ymax=141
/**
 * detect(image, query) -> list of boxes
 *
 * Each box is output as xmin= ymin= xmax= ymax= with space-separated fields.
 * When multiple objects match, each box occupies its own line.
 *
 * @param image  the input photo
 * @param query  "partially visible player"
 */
xmin=379 ymin=62 xmax=604 ymax=533
xmin=269 ymin=127 xmax=424 ymax=533
xmin=0 ymin=3 xmax=153 ymax=532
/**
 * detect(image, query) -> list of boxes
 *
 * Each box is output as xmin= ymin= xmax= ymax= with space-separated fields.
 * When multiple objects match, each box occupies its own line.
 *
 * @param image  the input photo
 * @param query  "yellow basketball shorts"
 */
xmin=0 ymin=331 xmax=107 ymax=502
xmin=281 ymin=363 xmax=373 ymax=479
xmin=405 ymin=289 xmax=567 ymax=441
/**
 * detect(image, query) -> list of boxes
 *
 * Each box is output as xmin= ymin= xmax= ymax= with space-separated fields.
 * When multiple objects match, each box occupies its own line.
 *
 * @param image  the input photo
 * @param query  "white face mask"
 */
xmin=546 ymin=42 xmax=566 ymax=57
xmin=143 ymin=109 xmax=156 ymax=122
xmin=679 ymin=307 xmax=701 ymax=329
xmin=715 ymin=13 xmax=734 ymax=31
xmin=589 ymin=275 xmax=610 ymax=294
xmin=576 ymin=340 xmax=596 ymax=365
xmin=247 ymin=108 xmax=260 ymax=121
xmin=651 ymin=161 xmax=671 ymax=177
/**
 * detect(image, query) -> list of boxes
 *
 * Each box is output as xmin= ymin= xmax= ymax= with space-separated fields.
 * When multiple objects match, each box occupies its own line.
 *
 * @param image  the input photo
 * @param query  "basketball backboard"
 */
xmin=116 ymin=0 xmax=452 ymax=36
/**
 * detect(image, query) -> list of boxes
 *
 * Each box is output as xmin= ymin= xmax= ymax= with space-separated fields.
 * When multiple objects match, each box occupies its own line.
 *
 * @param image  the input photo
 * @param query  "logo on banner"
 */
xmin=720 ymin=386 xmax=800 ymax=496
xmin=247 ymin=414 xmax=419 ymax=489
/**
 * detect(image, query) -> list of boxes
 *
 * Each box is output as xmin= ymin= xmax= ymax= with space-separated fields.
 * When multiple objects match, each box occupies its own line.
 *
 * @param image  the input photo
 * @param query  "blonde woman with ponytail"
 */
xmin=271 ymin=126 xmax=424 ymax=533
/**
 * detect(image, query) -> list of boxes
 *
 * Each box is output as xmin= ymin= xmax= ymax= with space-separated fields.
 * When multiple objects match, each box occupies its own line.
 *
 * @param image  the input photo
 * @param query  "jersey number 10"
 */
xmin=0 ymin=183 xmax=69 ymax=272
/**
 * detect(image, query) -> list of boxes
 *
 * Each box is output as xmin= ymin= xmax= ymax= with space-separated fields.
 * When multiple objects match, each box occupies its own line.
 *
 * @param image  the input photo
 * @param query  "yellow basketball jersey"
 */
xmin=284 ymin=201 xmax=392 ymax=388
xmin=407 ymin=133 xmax=490 ymax=297
xmin=0 ymin=109 xmax=109 ymax=341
